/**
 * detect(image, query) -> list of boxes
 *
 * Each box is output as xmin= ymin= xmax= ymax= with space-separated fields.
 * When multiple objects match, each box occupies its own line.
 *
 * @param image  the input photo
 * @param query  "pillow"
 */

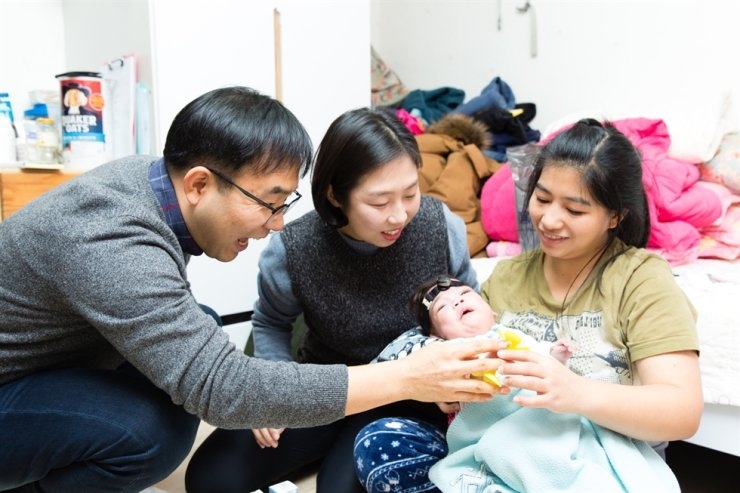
xmin=699 ymin=132 xmax=740 ymax=194
xmin=663 ymin=89 xmax=736 ymax=163
xmin=541 ymin=88 xmax=738 ymax=164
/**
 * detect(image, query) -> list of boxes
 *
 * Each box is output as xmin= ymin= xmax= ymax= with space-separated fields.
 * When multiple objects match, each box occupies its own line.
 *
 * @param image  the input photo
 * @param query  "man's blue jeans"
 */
xmin=0 ymin=363 xmax=199 ymax=492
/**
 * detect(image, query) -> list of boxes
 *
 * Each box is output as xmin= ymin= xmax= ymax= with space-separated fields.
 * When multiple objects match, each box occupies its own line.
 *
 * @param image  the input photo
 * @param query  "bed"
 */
xmin=470 ymin=256 xmax=740 ymax=457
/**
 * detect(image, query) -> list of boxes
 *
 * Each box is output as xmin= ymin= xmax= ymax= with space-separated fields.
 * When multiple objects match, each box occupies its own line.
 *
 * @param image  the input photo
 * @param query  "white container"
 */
xmin=268 ymin=480 xmax=298 ymax=493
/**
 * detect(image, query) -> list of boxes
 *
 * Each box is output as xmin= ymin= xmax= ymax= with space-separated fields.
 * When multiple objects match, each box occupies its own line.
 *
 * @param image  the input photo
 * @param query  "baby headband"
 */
xmin=422 ymin=274 xmax=464 ymax=310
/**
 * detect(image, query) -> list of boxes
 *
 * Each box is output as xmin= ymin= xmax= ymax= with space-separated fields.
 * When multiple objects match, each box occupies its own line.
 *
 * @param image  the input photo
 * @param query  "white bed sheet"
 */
xmin=671 ymin=258 xmax=740 ymax=407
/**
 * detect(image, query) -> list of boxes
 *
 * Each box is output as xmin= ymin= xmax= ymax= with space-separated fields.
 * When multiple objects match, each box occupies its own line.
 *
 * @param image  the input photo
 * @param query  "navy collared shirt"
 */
xmin=148 ymin=158 xmax=203 ymax=256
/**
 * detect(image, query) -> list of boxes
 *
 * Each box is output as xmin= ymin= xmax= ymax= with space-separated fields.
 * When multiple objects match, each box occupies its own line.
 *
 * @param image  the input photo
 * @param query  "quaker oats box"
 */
xmin=56 ymin=71 xmax=110 ymax=169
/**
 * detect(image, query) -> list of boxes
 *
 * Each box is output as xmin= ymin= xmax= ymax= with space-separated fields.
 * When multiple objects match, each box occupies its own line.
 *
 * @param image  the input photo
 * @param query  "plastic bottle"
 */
xmin=507 ymin=143 xmax=541 ymax=251
xmin=20 ymin=103 xmax=49 ymax=164
xmin=0 ymin=112 xmax=18 ymax=166
xmin=0 ymin=93 xmax=15 ymax=122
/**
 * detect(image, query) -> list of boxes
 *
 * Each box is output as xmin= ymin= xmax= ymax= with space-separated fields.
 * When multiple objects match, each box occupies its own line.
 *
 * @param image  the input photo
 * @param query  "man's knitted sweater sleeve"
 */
xmin=0 ymin=158 xmax=348 ymax=430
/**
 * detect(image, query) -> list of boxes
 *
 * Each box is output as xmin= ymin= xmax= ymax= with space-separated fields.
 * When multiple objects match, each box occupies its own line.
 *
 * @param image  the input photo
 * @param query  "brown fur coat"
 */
xmin=416 ymin=113 xmax=502 ymax=257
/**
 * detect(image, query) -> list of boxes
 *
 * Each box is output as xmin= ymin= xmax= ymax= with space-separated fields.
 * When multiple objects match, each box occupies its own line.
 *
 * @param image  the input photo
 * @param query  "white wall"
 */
xmin=62 ymin=0 xmax=153 ymax=89
xmin=167 ymin=1 xmax=371 ymax=317
xmin=0 ymin=0 xmax=66 ymax=114
xmin=371 ymin=0 xmax=740 ymax=138
xmin=8 ymin=0 xmax=739 ymax=318
xmin=1 ymin=0 xmax=371 ymax=319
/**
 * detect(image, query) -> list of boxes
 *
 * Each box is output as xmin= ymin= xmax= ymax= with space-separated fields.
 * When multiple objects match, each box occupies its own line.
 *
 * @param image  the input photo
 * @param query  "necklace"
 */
xmin=556 ymin=246 xmax=608 ymax=332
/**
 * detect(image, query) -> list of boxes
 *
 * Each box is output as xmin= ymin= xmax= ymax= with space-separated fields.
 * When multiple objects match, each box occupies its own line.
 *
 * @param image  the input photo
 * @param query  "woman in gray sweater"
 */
xmin=0 ymin=87 xmax=503 ymax=493
xmin=186 ymin=107 xmax=488 ymax=493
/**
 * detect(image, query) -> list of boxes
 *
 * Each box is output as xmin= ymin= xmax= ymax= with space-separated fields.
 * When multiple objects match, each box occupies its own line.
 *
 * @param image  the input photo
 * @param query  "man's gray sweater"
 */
xmin=0 ymin=156 xmax=346 ymax=429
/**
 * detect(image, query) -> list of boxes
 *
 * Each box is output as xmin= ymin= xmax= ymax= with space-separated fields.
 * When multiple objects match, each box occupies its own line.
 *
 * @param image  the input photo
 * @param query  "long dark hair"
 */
xmin=527 ymin=119 xmax=650 ymax=278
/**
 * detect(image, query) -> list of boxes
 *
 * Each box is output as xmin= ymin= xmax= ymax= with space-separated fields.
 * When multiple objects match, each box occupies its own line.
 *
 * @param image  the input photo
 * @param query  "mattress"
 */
xmin=671 ymin=258 xmax=740 ymax=407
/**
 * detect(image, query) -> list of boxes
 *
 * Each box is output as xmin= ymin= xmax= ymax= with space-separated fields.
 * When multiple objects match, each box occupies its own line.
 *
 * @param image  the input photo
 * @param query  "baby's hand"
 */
xmin=550 ymin=340 xmax=578 ymax=365
xmin=437 ymin=401 xmax=461 ymax=414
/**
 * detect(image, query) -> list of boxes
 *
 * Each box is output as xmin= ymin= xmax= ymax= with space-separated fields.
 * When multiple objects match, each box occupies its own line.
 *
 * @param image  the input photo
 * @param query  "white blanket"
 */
xmin=429 ymin=392 xmax=679 ymax=493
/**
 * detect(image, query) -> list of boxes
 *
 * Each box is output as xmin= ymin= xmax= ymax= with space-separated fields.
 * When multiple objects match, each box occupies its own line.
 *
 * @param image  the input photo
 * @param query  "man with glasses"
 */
xmin=0 ymin=87 xmax=503 ymax=492
xmin=206 ymin=166 xmax=302 ymax=226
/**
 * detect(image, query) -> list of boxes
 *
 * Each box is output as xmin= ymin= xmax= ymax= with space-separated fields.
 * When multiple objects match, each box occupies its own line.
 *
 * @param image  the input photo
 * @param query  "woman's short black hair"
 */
xmin=311 ymin=107 xmax=421 ymax=228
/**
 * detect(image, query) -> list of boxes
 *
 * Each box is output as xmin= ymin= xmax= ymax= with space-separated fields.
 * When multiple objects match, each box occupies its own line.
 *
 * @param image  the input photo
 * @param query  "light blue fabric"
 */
xmin=429 ymin=393 xmax=680 ymax=493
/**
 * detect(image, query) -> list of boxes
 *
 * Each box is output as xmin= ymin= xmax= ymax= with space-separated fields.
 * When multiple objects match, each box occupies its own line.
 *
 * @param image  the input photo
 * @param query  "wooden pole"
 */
xmin=273 ymin=8 xmax=283 ymax=102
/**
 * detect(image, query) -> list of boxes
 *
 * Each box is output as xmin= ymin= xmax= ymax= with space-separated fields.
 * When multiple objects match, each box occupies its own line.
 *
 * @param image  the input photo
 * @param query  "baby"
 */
xmin=375 ymin=275 xmax=575 ymax=370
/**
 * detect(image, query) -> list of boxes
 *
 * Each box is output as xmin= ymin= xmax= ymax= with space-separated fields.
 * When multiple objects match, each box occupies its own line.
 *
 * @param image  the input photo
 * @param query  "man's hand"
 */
xmin=346 ymin=338 xmax=508 ymax=416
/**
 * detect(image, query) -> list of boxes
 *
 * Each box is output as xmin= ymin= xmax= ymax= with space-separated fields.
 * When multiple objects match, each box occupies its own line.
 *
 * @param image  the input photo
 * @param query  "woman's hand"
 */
xmin=252 ymin=427 xmax=285 ymax=448
xmin=497 ymin=348 xmax=703 ymax=442
xmin=496 ymin=349 xmax=582 ymax=413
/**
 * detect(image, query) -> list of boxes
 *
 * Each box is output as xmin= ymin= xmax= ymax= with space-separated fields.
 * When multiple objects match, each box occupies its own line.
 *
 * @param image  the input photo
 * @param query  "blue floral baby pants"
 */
xmin=354 ymin=417 xmax=448 ymax=492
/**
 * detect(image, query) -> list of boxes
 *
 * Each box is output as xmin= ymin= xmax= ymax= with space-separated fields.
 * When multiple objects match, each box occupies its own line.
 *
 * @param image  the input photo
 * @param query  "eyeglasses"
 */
xmin=205 ymin=167 xmax=302 ymax=222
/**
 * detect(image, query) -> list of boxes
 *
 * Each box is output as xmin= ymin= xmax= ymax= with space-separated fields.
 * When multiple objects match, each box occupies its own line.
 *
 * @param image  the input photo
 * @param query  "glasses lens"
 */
xmin=268 ymin=192 xmax=301 ymax=221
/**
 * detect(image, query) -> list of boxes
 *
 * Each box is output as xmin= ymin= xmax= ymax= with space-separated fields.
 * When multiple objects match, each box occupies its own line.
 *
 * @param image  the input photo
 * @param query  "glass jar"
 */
xmin=34 ymin=117 xmax=60 ymax=164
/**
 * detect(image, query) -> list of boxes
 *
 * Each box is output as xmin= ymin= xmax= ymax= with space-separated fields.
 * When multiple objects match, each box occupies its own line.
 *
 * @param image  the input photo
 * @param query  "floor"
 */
xmin=665 ymin=440 xmax=738 ymax=492
xmin=150 ymin=425 xmax=736 ymax=493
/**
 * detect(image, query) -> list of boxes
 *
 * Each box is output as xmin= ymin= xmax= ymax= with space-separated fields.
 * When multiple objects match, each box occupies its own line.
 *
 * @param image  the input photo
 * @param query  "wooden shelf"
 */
xmin=0 ymin=168 xmax=82 ymax=219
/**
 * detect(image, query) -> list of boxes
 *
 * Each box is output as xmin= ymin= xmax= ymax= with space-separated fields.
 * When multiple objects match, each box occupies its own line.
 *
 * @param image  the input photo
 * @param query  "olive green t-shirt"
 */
xmin=481 ymin=241 xmax=698 ymax=385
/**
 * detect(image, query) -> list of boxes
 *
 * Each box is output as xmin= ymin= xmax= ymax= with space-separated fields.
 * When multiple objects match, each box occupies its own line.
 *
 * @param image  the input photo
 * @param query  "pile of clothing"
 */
xmin=372 ymin=50 xmax=541 ymax=257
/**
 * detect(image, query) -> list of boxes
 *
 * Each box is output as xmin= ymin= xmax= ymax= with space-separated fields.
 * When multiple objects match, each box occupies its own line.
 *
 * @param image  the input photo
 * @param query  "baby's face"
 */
xmin=428 ymin=286 xmax=496 ymax=339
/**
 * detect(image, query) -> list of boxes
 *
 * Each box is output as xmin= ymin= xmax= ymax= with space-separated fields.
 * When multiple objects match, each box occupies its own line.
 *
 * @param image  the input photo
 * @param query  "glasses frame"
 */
xmin=205 ymin=167 xmax=302 ymax=221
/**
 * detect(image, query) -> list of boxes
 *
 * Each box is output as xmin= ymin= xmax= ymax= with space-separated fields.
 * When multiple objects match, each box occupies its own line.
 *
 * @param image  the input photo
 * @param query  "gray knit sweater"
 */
xmin=282 ymin=197 xmax=448 ymax=365
xmin=0 ymin=156 xmax=346 ymax=429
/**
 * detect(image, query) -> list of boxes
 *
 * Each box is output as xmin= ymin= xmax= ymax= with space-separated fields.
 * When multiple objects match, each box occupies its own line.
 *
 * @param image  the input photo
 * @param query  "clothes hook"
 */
xmin=515 ymin=0 xmax=538 ymax=58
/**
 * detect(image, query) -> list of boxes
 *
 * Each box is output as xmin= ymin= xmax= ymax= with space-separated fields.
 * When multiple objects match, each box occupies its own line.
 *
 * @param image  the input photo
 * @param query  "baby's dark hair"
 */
xmin=409 ymin=274 xmax=465 ymax=335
